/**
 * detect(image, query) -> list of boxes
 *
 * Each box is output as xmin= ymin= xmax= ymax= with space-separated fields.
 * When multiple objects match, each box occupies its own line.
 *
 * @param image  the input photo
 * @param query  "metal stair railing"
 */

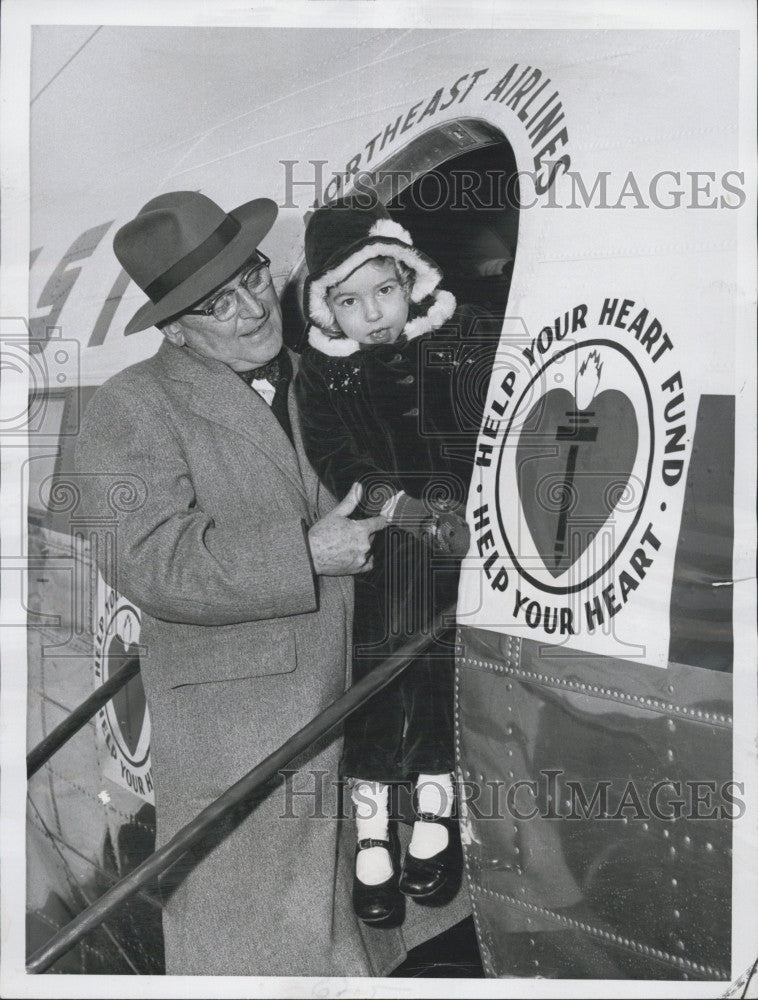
xmin=27 ymin=656 xmax=141 ymax=779
xmin=26 ymin=607 xmax=457 ymax=974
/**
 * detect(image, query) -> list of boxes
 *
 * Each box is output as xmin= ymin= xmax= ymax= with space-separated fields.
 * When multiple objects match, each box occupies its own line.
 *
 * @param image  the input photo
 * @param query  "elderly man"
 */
xmin=75 ymin=190 xmax=392 ymax=975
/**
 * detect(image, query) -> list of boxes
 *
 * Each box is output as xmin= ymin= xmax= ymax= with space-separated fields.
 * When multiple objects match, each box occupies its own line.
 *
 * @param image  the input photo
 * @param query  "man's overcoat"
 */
xmin=75 ymin=340 xmax=372 ymax=975
xmin=76 ymin=339 xmax=470 ymax=974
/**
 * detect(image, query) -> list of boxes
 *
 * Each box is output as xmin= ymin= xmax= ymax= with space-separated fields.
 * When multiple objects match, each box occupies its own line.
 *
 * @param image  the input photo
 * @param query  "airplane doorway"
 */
xmin=283 ymin=117 xmax=519 ymax=349
xmin=386 ymin=129 xmax=518 ymax=317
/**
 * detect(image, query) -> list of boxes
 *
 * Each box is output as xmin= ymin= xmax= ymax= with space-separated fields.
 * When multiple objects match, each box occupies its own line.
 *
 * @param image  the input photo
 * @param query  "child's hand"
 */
xmin=433 ymin=510 xmax=470 ymax=557
xmin=390 ymin=493 xmax=470 ymax=556
xmin=390 ymin=493 xmax=433 ymax=538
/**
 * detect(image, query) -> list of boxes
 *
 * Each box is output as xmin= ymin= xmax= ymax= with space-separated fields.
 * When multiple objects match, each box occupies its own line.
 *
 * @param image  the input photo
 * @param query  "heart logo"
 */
xmin=516 ymin=365 xmax=638 ymax=578
xmin=107 ymin=631 xmax=146 ymax=759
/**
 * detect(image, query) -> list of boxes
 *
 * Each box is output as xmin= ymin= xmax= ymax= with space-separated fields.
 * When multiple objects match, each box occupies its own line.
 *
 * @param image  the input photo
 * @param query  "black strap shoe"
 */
xmin=399 ymin=814 xmax=463 ymax=906
xmin=352 ymin=827 xmax=405 ymax=927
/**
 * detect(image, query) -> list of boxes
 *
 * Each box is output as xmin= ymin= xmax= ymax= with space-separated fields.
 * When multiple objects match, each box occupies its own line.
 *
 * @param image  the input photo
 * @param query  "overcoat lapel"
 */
xmin=157 ymin=340 xmax=308 ymax=500
xmin=288 ymin=352 xmax=322 ymax=509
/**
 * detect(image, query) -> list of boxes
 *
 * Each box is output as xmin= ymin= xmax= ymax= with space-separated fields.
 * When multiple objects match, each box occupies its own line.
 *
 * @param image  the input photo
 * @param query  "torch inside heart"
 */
xmin=516 ymin=387 xmax=638 ymax=578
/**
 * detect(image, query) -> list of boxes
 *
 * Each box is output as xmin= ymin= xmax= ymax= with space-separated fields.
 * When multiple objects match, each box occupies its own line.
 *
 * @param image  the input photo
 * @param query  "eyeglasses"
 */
xmin=184 ymin=253 xmax=272 ymax=322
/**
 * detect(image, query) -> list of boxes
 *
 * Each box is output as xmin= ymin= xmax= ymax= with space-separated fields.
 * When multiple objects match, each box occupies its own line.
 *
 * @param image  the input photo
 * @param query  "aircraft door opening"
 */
xmin=385 ymin=127 xmax=518 ymax=321
xmin=282 ymin=118 xmax=519 ymax=349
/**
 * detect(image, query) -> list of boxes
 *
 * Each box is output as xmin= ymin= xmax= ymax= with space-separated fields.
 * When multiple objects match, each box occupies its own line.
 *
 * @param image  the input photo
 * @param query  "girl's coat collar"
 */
xmin=307 ymin=289 xmax=457 ymax=358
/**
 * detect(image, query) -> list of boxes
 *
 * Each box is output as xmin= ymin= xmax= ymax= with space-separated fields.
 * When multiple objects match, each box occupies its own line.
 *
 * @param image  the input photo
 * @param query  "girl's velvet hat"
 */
xmin=303 ymin=197 xmax=445 ymax=329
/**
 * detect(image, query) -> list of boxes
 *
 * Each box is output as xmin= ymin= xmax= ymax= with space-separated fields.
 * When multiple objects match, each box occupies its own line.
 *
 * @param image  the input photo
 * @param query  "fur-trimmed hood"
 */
xmin=303 ymin=197 xmax=455 ymax=340
xmin=305 ymin=216 xmax=448 ymax=330
xmin=306 ymin=288 xmax=457 ymax=357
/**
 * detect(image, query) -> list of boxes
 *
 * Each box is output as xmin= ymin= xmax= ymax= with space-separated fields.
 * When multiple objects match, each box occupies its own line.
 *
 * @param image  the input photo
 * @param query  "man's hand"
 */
xmin=308 ymin=483 xmax=386 ymax=576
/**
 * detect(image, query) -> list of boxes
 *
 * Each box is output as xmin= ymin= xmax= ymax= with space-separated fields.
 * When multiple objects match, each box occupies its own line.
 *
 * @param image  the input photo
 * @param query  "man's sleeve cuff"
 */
xmin=301 ymin=519 xmax=319 ymax=601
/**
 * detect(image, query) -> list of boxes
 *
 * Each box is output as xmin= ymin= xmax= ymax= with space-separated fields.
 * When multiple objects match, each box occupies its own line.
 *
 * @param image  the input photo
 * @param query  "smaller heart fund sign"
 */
xmin=96 ymin=586 xmax=154 ymax=803
xmin=517 ymin=385 xmax=638 ymax=577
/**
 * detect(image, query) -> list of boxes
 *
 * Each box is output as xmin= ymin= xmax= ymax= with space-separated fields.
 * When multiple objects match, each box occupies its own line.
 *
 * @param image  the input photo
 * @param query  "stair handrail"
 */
xmin=27 ymin=656 xmax=141 ymax=779
xmin=26 ymin=608 xmax=457 ymax=974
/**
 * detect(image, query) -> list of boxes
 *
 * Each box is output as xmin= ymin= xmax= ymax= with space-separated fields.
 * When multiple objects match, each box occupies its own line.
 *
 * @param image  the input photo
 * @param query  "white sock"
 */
xmin=417 ymin=772 xmax=454 ymax=817
xmin=351 ymin=780 xmax=392 ymax=885
xmin=409 ymin=773 xmax=455 ymax=860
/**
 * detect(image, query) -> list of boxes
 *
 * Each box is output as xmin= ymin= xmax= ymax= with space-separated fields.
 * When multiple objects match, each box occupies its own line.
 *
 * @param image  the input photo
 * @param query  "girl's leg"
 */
xmin=401 ymin=635 xmax=457 ymax=857
xmin=400 ymin=771 xmax=462 ymax=904
xmin=351 ymin=780 xmax=392 ymax=884
xmin=349 ymin=778 xmax=404 ymax=926
xmin=398 ymin=639 xmax=462 ymax=904
xmin=343 ymin=536 xmax=408 ymax=924
xmin=341 ymin=548 xmax=406 ymax=781
xmin=400 ymin=634 xmax=456 ymax=780
xmin=408 ymin=771 xmax=455 ymax=858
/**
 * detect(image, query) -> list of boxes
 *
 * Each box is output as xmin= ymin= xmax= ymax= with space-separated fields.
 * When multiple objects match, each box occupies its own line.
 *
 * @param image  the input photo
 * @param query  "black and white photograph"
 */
xmin=1 ymin=1 xmax=756 ymax=997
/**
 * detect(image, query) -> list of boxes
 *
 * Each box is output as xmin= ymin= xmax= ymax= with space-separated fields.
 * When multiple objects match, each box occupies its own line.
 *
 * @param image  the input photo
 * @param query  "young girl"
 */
xmin=295 ymin=198 xmax=485 ymax=926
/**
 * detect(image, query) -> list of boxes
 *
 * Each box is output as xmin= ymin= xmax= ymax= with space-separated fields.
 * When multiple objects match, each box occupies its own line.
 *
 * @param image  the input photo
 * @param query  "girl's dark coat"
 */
xmin=295 ymin=303 xmax=497 ymax=778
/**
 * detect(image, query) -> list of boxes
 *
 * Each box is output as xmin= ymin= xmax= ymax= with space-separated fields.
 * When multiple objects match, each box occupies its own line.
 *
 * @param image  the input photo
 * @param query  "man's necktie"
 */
xmin=236 ymin=349 xmax=294 ymax=443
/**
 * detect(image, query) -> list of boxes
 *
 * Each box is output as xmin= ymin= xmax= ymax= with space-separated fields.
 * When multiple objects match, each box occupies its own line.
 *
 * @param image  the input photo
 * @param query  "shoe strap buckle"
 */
xmin=416 ymin=811 xmax=447 ymax=824
xmin=357 ymin=837 xmax=390 ymax=851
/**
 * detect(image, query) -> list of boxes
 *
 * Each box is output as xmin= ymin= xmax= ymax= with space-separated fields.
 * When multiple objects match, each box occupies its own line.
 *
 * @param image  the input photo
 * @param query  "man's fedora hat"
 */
xmin=114 ymin=191 xmax=278 ymax=334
